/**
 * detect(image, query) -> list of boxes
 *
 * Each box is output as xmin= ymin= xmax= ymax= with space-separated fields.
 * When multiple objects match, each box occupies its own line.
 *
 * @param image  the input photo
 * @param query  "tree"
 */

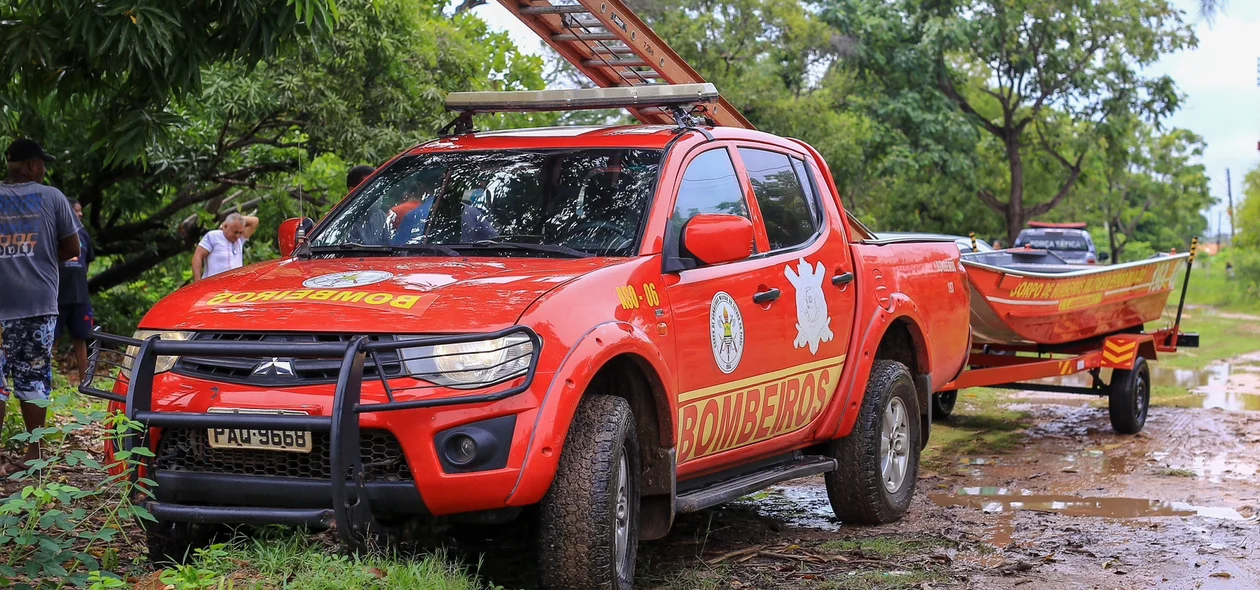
xmin=1096 ymin=127 xmax=1212 ymax=261
xmin=629 ymin=0 xmax=874 ymax=199
xmin=1238 ymin=165 xmax=1260 ymax=249
xmin=3 ymin=0 xmax=549 ymax=311
xmin=0 ymin=0 xmax=337 ymax=164
xmin=822 ymin=0 xmax=1197 ymax=242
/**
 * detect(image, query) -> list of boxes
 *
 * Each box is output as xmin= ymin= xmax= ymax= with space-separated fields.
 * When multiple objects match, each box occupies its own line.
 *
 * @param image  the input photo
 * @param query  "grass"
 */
xmin=161 ymin=532 xmax=495 ymax=589
xmin=817 ymin=568 xmax=945 ymax=590
xmin=817 ymin=537 xmax=947 ymax=559
xmin=1158 ymin=468 xmax=1197 ymax=478
xmin=921 ymin=388 xmax=1032 ymax=470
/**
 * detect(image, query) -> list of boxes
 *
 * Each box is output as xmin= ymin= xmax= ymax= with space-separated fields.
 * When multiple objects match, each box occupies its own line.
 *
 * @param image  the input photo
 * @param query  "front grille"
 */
xmin=173 ymin=332 xmax=404 ymax=386
xmin=155 ymin=428 xmax=414 ymax=481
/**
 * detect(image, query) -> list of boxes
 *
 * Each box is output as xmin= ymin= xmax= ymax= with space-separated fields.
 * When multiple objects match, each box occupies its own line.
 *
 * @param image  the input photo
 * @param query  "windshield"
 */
xmin=1016 ymin=230 xmax=1091 ymax=252
xmin=311 ymin=149 xmax=663 ymax=257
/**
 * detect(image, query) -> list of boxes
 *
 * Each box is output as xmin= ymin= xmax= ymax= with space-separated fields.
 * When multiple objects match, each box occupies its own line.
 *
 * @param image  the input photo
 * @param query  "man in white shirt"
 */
xmin=191 ymin=212 xmax=258 ymax=282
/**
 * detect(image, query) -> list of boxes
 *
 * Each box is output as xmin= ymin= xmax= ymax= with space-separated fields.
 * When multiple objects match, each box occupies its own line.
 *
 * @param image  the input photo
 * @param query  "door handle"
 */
xmin=832 ymin=272 xmax=854 ymax=286
xmin=752 ymin=288 xmax=781 ymax=305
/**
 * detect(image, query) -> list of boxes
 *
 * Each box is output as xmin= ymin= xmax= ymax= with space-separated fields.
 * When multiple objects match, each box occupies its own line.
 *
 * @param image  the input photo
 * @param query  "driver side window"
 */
xmin=665 ymin=147 xmax=752 ymax=271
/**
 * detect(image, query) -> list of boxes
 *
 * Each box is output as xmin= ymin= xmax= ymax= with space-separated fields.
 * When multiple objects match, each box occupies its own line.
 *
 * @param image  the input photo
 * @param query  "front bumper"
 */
xmin=81 ymin=327 xmax=541 ymax=547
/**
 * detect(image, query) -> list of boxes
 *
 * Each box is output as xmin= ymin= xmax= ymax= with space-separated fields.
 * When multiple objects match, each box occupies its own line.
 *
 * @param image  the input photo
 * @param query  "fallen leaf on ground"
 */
xmin=1210 ymin=572 xmax=1233 ymax=579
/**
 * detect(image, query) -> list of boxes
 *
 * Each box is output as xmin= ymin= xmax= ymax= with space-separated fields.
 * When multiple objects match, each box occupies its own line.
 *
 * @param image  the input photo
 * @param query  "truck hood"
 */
xmin=141 ymin=257 xmax=622 ymax=333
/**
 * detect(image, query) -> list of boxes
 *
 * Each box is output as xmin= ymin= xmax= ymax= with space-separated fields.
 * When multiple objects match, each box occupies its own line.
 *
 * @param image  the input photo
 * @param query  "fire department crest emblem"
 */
xmin=709 ymin=291 xmax=744 ymax=374
xmin=302 ymin=270 xmax=394 ymax=289
xmin=785 ymin=257 xmax=833 ymax=354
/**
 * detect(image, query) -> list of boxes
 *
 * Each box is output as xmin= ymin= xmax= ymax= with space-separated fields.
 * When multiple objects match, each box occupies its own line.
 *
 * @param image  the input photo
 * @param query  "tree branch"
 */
xmin=977 ymin=189 xmax=1007 ymax=214
xmin=936 ymin=61 xmax=1005 ymax=137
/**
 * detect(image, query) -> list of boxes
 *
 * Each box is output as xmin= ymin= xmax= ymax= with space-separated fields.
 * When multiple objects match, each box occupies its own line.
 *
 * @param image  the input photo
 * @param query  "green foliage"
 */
xmin=0 ymin=399 xmax=155 ymax=587
xmin=1237 ymin=165 xmax=1260 ymax=250
xmin=0 ymin=0 xmax=337 ymax=164
xmin=821 ymin=0 xmax=1197 ymax=240
xmin=0 ymin=0 xmax=550 ymax=333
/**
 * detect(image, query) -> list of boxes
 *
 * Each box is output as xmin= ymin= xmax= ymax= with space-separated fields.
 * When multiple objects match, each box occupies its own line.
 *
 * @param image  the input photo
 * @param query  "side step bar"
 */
xmin=675 ymin=455 xmax=837 ymax=513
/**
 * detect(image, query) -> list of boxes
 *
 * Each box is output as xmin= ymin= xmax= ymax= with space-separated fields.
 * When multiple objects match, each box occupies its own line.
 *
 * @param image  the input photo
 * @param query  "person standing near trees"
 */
xmin=0 ymin=139 xmax=81 ymax=474
xmin=190 ymin=212 xmax=258 ymax=282
xmin=347 ymin=165 xmax=375 ymax=190
xmin=56 ymin=199 xmax=95 ymax=385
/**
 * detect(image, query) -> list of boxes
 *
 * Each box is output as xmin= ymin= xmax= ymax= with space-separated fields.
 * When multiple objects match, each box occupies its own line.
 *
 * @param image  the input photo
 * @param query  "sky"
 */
xmin=472 ymin=1 xmax=1258 ymax=236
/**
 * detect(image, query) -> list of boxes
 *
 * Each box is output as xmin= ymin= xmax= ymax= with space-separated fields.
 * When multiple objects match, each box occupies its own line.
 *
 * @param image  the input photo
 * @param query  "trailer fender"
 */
xmin=505 ymin=321 xmax=675 ymax=507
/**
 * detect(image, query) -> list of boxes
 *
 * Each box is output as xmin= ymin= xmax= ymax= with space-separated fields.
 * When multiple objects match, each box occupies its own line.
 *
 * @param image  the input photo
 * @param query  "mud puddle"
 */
xmin=1035 ymin=354 xmax=1260 ymax=411
xmin=931 ymin=486 xmax=1258 ymax=520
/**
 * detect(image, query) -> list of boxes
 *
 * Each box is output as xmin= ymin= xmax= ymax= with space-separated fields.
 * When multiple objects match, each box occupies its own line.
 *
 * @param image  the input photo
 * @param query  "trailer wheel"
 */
xmin=1108 ymin=357 xmax=1150 ymax=435
xmin=537 ymin=395 xmax=640 ymax=590
xmin=931 ymin=391 xmax=956 ymax=420
xmin=145 ymin=519 xmax=223 ymax=565
xmin=825 ymin=360 xmax=920 ymax=524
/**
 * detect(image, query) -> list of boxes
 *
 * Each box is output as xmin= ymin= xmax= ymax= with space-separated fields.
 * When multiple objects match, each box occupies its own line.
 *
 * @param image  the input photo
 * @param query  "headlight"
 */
xmin=123 ymin=330 xmax=195 ymax=377
xmin=400 ymin=333 xmax=535 ymax=389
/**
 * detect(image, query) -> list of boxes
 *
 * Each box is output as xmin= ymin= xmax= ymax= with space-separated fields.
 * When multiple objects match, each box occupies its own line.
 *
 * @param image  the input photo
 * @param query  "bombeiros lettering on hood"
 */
xmin=195 ymin=271 xmax=436 ymax=313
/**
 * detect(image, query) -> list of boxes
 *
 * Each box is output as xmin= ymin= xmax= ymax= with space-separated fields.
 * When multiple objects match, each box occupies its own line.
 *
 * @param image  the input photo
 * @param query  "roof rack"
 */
xmin=443 ymin=84 xmax=720 ymax=134
xmin=445 ymin=84 xmax=718 ymax=113
xmin=494 ymin=0 xmax=753 ymax=129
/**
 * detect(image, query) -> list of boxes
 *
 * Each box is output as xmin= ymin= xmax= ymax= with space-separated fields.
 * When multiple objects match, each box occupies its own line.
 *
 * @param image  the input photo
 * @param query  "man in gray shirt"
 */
xmin=0 ymin=138 xmax=80 ymax=474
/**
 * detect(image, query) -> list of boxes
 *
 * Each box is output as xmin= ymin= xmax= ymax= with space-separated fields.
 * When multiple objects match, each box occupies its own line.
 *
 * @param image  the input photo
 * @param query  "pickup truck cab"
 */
xmin=87 ymin=86 xmax=971 ymax=589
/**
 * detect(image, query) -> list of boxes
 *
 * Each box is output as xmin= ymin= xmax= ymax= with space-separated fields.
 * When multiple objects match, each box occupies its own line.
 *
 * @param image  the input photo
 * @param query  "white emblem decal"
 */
xmin=709 ymin=292 xmax=745 ymax=374
xmin=302 ymin=270 xmax=394 ymax=289
xmin=785 ymin=258 xmax=834 ymax=354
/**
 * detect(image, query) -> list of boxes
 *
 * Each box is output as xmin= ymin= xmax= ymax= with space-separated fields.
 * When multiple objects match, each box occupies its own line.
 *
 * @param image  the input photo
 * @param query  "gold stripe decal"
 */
xmin=678 ymin=355 xmax=846 ymax=404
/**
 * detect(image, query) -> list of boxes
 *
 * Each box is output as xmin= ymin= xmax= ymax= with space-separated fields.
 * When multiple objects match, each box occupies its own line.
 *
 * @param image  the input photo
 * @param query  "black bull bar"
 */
xmin=78 ymin=327 xmax=542 ymax=548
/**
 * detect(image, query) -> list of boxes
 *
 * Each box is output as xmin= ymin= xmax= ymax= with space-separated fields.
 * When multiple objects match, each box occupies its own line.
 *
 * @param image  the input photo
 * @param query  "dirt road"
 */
xmin=639 ymin=352 xmax=1260 ymax=590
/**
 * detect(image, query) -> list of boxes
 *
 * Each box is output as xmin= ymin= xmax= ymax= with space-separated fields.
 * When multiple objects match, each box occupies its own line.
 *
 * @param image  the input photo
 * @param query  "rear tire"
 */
xmin=1108 ymin=357 xmax=1150 ymax=435
xmin=825 ymin=360 xmax=920 ymax=525
xmin=537 ymin=395 xmax=640 ymax=590
xmin=931 ymin=391 xmax=956 ymax=420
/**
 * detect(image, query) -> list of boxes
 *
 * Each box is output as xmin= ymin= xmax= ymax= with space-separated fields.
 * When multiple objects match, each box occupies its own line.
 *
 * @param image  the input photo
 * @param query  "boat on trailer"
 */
xmin=962 ymin=249 xmax=1189 ymax=346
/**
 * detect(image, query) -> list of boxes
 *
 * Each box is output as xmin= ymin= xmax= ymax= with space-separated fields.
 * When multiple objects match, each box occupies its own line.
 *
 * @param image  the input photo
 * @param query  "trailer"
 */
xmin=932 ymin=239 xmax=1201 ymax=434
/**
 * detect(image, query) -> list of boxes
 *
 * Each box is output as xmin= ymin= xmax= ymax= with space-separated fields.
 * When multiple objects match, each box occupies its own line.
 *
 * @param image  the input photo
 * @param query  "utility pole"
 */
xmin=1227 ymin=168 xmax=1235 ymax=244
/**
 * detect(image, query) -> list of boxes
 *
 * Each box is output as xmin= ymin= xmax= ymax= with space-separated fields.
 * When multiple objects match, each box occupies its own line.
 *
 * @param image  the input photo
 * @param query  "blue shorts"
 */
xmin=57 ymin=302 xmax=95 ymax=341
xmin=0 ymin=315 xmax=57 ymax=402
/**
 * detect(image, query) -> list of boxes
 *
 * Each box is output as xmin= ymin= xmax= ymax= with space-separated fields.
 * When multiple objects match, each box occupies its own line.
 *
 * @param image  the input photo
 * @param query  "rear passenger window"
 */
xmin=671 ymin=148 xmax=749 ymax=229
xmin=739 ymin=148 xmax=819 ymax=250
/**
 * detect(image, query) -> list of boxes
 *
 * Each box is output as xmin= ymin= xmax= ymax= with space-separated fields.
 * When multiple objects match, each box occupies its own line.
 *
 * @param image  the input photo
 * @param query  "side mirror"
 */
xmin=277 ymin=217 xmax=313 ymax=257
xmin=683 ymin=214 xmax=754 ymax=266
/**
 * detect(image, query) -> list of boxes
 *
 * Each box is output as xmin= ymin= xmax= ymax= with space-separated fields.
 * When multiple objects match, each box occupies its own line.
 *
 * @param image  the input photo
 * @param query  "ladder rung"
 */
xmin=553 ymin=32 xmax=618 ymax=41
xmin=564 ymin=15 xmax=604 ymax=28
xmin=592 ymin=45 xmax=633 ymax=54
xmin=520 ymin=5 xmax=588 ymax=14
xmin=621 ymin=70 xmax=662 ymax=79
xmin=583 ymin=58 xmax=647 ymax=67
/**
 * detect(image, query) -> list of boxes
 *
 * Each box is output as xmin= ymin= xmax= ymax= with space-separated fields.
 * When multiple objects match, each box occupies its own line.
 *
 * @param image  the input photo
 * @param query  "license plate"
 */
xmin=206 ymin=408 xmax=313 ymax=453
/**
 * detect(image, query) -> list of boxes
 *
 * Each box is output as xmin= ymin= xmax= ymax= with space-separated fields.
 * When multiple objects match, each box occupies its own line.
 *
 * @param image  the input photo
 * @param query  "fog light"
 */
xmin=445 ymin=434 xmax=478 ymax=466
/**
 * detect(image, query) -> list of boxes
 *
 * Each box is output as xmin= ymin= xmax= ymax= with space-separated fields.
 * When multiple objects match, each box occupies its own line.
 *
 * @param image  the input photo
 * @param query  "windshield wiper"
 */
xmin=461 ymin=240 xmax=594 ymax=259
xmin=309 ymin=242 xmax=461 ymax=257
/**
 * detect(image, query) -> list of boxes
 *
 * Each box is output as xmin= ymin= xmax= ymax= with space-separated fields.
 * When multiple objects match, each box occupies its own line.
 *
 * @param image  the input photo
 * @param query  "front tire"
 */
xmin=825 ymin=360 xmax=921 ymax=525
xmin=537 ymin=395 xmax=640 ymax=590
xmin=1108 ymin=357 xmax=1150 ymax=435
xmin=145 ymin=520 xmax=222 ymax=565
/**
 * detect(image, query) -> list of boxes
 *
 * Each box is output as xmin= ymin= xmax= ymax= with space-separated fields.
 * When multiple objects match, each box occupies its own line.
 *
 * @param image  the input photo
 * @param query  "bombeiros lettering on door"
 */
xmin=677 ymin=356 xmax=845 ymax=462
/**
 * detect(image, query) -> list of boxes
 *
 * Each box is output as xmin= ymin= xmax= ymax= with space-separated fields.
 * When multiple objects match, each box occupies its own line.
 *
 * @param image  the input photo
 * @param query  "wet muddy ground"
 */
xmin=634 ymin=350 xmax=1260 ymax=590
